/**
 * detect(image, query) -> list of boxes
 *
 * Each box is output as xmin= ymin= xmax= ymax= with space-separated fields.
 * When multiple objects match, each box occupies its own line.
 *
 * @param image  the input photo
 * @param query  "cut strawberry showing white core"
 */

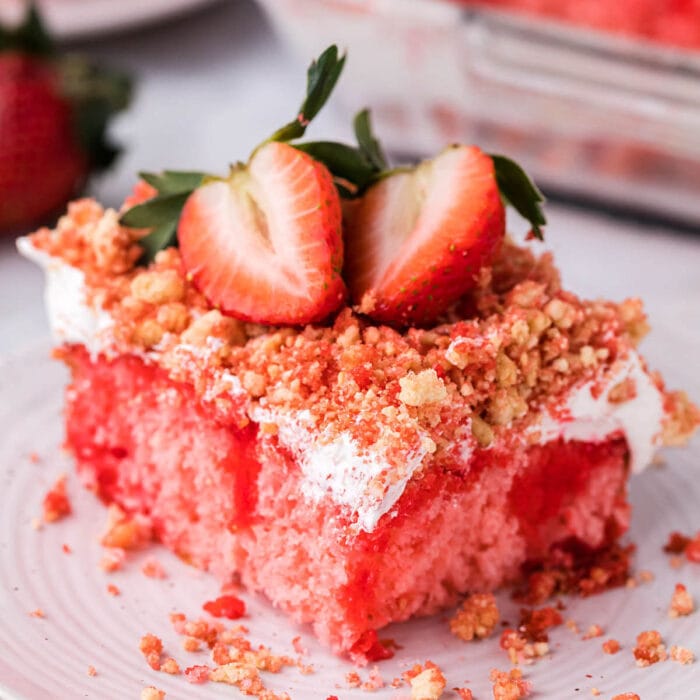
xmin=178 ymin=141 xmax=345 ymax=325
xmin=343 ymin=145 xmax=506 ymax=325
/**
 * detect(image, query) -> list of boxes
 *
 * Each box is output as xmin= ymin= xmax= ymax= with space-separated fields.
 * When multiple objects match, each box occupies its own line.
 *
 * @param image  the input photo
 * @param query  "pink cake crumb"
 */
xmin=142 ymin=557 xmax=167 ymax=579
xmin=99 ymin=547 xmax=126 ymax=572
xmin=182 ymin=637 xmax=201 ymax=652
xmin=292 ymin=636 xmax=307 ymax=655
xmin=490 ymin=668 xmax=531 ymax=699
xmin=42 ymin=475 xmax=70 ymax=523
xmin=101 ymin=504 xmax=151 ymax=550
xmin=633 ymin=630 xmax=667 ymax=666
xmin=668 ymin=583 xmax=694 ymax=617
xmin=602 ymin=639 xmax=621 ymax=654
xmin=669 ymin=645 xmax=695 ymax=665
xmin=160 ymin=657 xmax=180 ymax=674
xmin=346 ymin=671 xmax=361 ymax=688
xmin=663 ymin=530 xmax=700 ymax=563
xmin=450 ymin=593 xmax=499 ymax=641
xmin=139 ymin=633 xmax=163 ymax=671
xmin=404 ymin=661 xmax=446 ymax=700
xmin=203 ymin=594 xmax=246 ymax=619
xmin=455 ymin=689 xmax=474 ymax=699
xmin=582 ymin=624 xmax=604 ymax=640
xmin=184 ymin=665 xmax=210 ymax=684
xmin=360 ymin=665 xmax=385 ymax=691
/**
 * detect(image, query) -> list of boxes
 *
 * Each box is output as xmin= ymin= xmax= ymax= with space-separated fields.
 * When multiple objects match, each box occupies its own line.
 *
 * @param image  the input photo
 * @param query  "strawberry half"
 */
xmin=178 ymin=141 xmax=345 ymax=325
xmin=121 ymin=46 xmax=348 ymax=326
xmin=343 ymin=145 xmax=505 ymax=325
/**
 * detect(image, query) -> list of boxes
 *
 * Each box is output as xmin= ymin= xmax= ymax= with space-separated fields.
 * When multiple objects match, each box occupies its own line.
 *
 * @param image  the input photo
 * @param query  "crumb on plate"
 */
xmin=669 ymin=583 xmax=694 ymax=617
xmin=582 ymin=624 xmax=604 ymax=640
xmin=669 ymin=645 xmax=695 ymax=665
xmin=142 ymin=557 xmax=167 ymax=579
xmin=490 ymin=667 xmax=531 ymax=699
xmin=450 ymin=592 xmax=499 ymax=641
xmin=139 ymin=633 xmax=163 ymax=671
xmin=602 ymin=638 xmax=621 ymax=654
xmin=42 ymin=475 xmax=71 ymax=523
xmin=404 ymin=661 xmax=446 ymax=700
xmin=633 ymin=630 xmax=667 ymax=667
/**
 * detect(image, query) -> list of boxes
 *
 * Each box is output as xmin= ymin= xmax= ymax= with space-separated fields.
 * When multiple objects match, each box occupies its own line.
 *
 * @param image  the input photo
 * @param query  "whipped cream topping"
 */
xmin=20 ymin=240 xmax=668 ymax=532
xmin=250 ymin=406 xmax=430 ymax=532
xmin=17 ymin=237 xmax=113 ymax=355
xmin=534 ymin=351 xmax=665 ymax=473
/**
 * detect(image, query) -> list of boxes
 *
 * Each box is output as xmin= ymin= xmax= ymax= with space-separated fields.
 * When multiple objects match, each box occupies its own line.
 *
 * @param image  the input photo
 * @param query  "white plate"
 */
xmin=1 ymin=343 xmax=699 ymax=700
xmin=0 ymin=0 xmax=220 ymax=41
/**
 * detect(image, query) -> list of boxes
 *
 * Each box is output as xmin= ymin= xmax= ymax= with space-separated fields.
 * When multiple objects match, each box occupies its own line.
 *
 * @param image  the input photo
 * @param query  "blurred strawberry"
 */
xmin=0 ymin=5 xmax=131 ymax=232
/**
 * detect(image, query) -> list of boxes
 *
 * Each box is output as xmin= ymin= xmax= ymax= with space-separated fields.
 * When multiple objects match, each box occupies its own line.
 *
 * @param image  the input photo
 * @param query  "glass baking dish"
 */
xmin=257 ymin=0 xmax=700 ymax=227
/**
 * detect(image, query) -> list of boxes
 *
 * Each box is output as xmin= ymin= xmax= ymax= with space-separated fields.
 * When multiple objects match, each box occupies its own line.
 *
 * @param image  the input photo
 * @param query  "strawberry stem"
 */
xmin=266 ymin=45 xmax=346 ymax=145
xmin=59 ymin=55 xmax=133 ymax=171
xmin=354 ymin=109 xmax=387 ymax=171
xmin=0 ymin=3 xmax=54 ymax=56
xmin=297 ymin=109 xmax=387 ymax=196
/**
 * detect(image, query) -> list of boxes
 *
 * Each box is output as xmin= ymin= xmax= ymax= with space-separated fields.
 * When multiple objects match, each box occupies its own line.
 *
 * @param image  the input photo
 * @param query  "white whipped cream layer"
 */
xmin=17 ymin=237 xmax=113 ymax=355
xmin=251 ymin=406 xmax=430 ymax=531
xmin=533 ymin=351 xmax=664 ymax=473
xmin=20 ymin=241 xmax=667 ymax=532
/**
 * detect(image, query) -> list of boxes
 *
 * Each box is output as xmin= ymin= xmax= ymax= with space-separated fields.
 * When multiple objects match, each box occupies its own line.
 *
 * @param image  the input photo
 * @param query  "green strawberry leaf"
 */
xmin=303 ymin=45 xmax=346 ymax=124
xmin=267 ymin=45 xmax=346 ymax=144
xmin=0 ymin=3 xmax=54 ymax=56
xmin=139 ymin=170 xmax=205 ymax=195
xmin=295 ymin=141 xmax=377 ymax=192
xmin=295 ymin=109 xmax=388 ymax=196
xmin=353 ymin=109 xmax=387 ymax=171
xmin=120 ymin=191 xmax=190 ymax=229
xmin=120 ymin=170 xmax=209 ymax=264
xmin=491 ymin=154 xmax=546 ymax=240
xmin=136 ymin=220 xmax=178 ymax=264
xmin=59 ymin=55 xmax=133 ymax=171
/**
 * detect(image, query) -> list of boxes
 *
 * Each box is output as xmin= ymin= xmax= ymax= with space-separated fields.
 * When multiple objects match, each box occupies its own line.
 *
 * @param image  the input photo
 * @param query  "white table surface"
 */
xmin=1 ymin=0 xmax=699 ymax=405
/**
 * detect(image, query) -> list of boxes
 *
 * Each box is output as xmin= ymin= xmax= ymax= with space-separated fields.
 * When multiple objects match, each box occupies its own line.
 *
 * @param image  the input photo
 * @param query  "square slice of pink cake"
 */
xmin=19 ymin=200 xmax=699 ymax=660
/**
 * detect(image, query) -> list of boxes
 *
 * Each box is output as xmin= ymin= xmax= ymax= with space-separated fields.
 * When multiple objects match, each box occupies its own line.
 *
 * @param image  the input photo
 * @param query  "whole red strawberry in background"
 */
xmin=0 ymin=6 xmax=131 ymax=233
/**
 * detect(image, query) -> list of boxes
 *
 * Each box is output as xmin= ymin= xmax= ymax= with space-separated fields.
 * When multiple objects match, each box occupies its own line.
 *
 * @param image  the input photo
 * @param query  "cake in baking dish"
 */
xmin=18 ymin=46 xmax=698 ymax=662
